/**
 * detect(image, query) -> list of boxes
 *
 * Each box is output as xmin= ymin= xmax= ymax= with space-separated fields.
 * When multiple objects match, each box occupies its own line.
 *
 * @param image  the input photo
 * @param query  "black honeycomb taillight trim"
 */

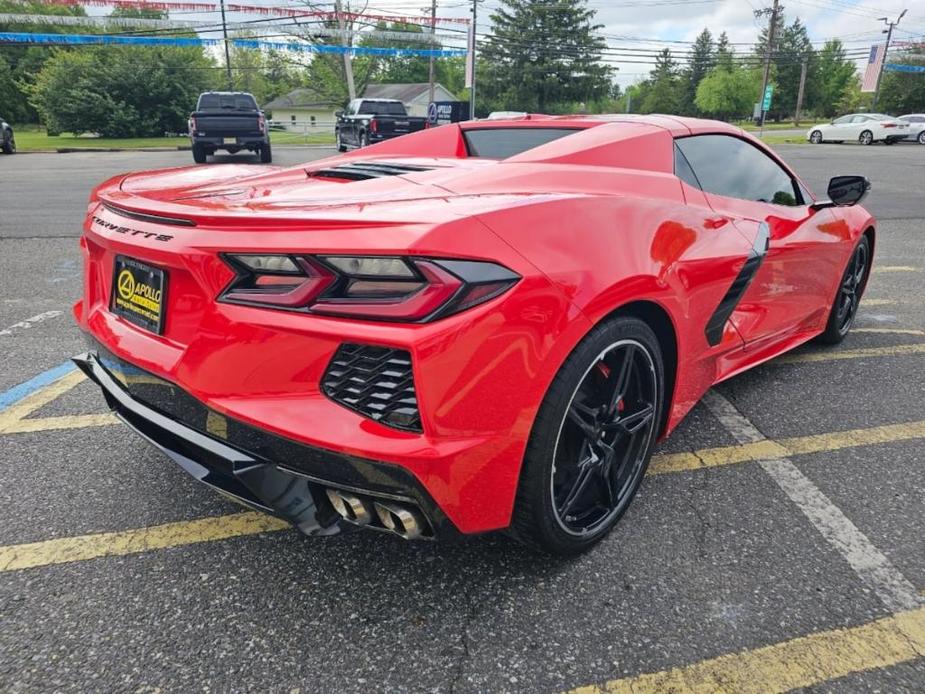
xmin=321 ymin=343 xmax=422 ymax=432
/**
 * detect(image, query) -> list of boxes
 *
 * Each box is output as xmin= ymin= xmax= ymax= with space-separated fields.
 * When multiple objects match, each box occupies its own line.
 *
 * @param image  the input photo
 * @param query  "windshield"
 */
xmin=198 ymin=94 xmax=258 ymax=111
xmin=463 ymin=128 xmax=579 ymax=158
xmin=359 ymin=101 xmax=407 ymax=116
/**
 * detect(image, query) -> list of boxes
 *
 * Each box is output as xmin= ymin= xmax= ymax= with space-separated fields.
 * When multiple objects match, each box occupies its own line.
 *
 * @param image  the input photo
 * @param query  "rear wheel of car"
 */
xmin=818 ymin=235 xmax=871 ymax=345
xmin=509 ymin=316 xmax=664 ymax=555
xmin=885 ymin=138 xmax=896 ymax=145
xmin=810 ymin=130 xmax=823 ymax=144
xmin=1 ymin=130 xmax=13 ymax=154
xmin=858 ymin=130 xmax=873 ymax=145
xmin=918 ymin=131 xmax=925 ymax=145
xmin=192 ymin=144 xmax=207 ymax=164
xmin=259 ymin=142 xmax=272 ymax=163
xmin=336 ymin=131 xmax=347 ymax=152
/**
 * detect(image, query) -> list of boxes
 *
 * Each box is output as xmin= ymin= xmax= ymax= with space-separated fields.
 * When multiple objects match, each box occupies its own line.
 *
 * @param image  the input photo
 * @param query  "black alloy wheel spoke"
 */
xmin=553 ymin=341 xmax=658 ymax=534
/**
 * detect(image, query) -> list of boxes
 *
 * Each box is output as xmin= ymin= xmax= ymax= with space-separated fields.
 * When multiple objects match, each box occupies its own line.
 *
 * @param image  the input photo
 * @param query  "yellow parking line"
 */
xmin=0 ymin=512 xmax=290 ymax=572
xmin=567 ymin=606 xmax=925 ymax=694
xmin=774 ymin=343 xmax=925 ymax=365
xmin=3 ymin=413 xmax=119 ymax=434
xmin=862 ymin=299 xmax=896 ymax=306
xmin=0 ymin=370 xmax=86 ymax=433
xmin=649 ymin=419 xmax=925 ymax=475
xmin=876 ymin=266 xmax=919 ymax=273
xmin=854 ymin=328 xmax=925 ymax=336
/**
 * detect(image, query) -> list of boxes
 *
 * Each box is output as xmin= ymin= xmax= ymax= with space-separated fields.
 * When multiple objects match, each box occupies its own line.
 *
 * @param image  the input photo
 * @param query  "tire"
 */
xmin=192 ymin=143 xmax=207 ymax=164
xmin=858 ymin=130 xmax=873 ymax=146
xmin=885 ymin=138 xmax=896 ymax=145
xmin=259 ymin=142 xmax=272 ymax=163
xmin=818 ymin=235 xmax=871 ymax=345
xmin=809 ymin=130 xmax=823 ymax=144
xmin=509 ymin=316 xmax=665 ymax=555
xmin=918 ymin=131 xmax=925 ymax=145
xmin=1 ymin=130 xmax=13 ymax=154
xmin=359 ymin=132 xmax=369 ymax=148
xmin=336 ymin=131 xmax=347 ymax=152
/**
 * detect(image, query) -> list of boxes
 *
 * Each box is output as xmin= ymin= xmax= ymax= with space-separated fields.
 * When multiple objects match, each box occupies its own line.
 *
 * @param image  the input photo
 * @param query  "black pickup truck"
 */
xmin=188 ymin=92 xmax=271 ymax=164
xmin=335 ymin=98 xmax=427 ymax=151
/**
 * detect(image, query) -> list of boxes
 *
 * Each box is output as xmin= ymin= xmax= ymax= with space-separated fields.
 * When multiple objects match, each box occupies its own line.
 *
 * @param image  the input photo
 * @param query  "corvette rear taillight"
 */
xmin=219 ymin=254 xmax=519 ymax=321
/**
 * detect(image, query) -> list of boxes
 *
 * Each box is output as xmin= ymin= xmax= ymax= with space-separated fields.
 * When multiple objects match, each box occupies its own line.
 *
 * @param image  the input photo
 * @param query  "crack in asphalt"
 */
xmin=448 ymin=582 xmax=478 ymax=694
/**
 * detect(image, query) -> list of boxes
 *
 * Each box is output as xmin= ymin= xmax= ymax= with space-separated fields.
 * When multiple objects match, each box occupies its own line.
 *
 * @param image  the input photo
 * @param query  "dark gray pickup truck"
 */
xmin=188 ymin=92 xmax=271 ymax=164
xmin=335 ymin=98 xmax=427 ymax=151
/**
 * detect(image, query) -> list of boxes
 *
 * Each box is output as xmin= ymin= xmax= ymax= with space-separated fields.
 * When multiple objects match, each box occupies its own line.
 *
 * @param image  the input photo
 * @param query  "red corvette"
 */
xmin=73 ymin=115 xmax=874 ymax=554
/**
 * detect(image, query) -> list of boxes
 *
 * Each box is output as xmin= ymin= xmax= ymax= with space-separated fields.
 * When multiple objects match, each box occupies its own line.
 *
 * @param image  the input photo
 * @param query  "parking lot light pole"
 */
xmin=871 ymin=9 xmax=907 ymax=110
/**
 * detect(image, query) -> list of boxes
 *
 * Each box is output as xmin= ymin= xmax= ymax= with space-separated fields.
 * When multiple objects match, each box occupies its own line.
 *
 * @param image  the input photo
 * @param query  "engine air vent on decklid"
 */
xmin=308 ymin=162 xmax=434 ymax=181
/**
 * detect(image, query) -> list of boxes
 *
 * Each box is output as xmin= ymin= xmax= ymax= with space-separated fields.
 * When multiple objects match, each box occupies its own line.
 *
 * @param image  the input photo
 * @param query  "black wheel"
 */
xmin=818 ymin=235 xmax=871 ymax=344
xmin=858 ymin=130 xmax=873 ymax=146
xmin=885 ymin=138 xmax=896 ymax=145
xmin=192 ymin=143 xmax=207 ymax=164
xmin=918 ymin=131 xmax=925 ymax=145
xmin=259 ymin=142 xmax=272 ymax=163
xmin=810 ymin=130 xmax=823 ymax=144
xmin=336 ymin=131 xmax=347 ymax=152
xmin=1 ymin=129 xmax=13 ymax=154
xmin=359 ymin=132 xmax=369 ymax=148
xmin=509 ymin=316 xmax=664 ymax=555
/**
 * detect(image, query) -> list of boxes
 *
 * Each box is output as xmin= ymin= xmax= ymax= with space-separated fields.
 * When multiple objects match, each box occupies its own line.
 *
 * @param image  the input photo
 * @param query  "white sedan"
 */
xmin=898 ymin=114 xmax=925 ymax=144
xmin=806 ymin=113 xmax=910 ymax=145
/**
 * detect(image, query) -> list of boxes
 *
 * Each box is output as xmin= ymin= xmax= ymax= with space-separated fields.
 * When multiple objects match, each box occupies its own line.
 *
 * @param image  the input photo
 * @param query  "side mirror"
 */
xmin=811 ymin=175 xmax=871 ymax=210
xmin=335 ymin=110 xmax=344 ymax=118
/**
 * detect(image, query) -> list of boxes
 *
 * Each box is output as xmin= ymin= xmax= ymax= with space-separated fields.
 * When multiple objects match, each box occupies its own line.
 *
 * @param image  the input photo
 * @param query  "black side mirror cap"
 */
xmin=810 ymin=175 xmax=871 ymax=210
xmin=335 ymin=110 xmax=344 ymax=118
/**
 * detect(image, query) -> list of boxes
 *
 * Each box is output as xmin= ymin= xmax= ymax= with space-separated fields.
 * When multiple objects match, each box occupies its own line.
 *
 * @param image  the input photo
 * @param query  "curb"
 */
xmin=14 ymin=144 xmax=335 ymax=154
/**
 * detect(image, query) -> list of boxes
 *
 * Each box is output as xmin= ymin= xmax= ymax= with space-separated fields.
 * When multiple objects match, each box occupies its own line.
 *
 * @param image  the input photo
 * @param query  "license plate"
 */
xmin=223 ymin=137 xmax=236 ymax=145
xmin=111 ymin=256 xmax=167 ymax=334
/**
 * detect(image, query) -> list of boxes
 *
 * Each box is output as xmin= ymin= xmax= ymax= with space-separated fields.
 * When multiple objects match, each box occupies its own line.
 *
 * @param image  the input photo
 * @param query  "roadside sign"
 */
xmin=762 ymin=85 xmax=774 ymax=111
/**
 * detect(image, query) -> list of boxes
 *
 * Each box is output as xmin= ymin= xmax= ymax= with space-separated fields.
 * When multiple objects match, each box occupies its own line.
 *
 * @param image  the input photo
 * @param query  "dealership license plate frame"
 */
xmin=110 ymin=255 xmax=168 ymax=335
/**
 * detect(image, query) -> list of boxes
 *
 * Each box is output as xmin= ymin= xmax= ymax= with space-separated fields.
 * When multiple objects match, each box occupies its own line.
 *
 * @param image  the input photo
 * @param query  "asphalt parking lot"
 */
xmin=1 ymin=143 xmax=923 ymax=692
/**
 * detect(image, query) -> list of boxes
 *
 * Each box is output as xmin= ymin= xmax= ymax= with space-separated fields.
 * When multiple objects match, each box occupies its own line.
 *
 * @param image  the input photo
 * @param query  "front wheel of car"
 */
xmin=1 ymin=131 xmax=14 ymax=154
xmin=810 ymin=130 xmax=823 ymax=144
xmin=818 ymin=235 xmax=871 ymax=345
xmin=359 ymin=132 xmax=369 ymax=148
xmin=859 ymin=130 xmax=873 ymax=145
xmin=509 ymin=316 xmax=664 ymax=555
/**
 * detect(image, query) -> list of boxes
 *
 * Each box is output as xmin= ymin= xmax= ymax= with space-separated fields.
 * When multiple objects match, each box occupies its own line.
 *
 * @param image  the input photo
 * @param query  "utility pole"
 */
xmin=428 ymin=0 xmax=436 ymax=104
xmin=794 ymin=57 xmax=807 ymax=126
xmin=755 ymin=0 xmax=780 ymax=131
xmin=218 ymin=0 xmax=232 ymax=89
xmin=335 ymin=0 xmax=356 ymax=101
xmin=872 ymin=9 xmax=907 ymax=110
xmin=468 ymin=0 xmax=478 ymax=119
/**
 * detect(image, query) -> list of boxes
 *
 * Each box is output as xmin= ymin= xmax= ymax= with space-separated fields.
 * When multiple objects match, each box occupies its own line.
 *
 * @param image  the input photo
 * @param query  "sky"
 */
xmin=80 ymin=0 xmax=925 ymax=88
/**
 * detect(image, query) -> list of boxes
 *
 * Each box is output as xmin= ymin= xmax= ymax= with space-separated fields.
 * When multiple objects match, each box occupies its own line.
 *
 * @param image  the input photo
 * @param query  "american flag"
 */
xmin=861 ymin=44 xmax=885 ymax=92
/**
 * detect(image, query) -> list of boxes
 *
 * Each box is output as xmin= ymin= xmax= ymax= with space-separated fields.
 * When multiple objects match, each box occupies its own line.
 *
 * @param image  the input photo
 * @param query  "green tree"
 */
xmin=0 ymin=0 xmax=86 ymax=122
xmin=771 ymin=18 xmax=814 ymax=120
xmin=229 ymin=43 xmax=303 ymax=106
xmin=480 ymin=0 xmax=612 ymax=114
xmin=681 ymin=28 xmax=713 ymax=115
xmin=29 ymin=45 xmax=216 ymax=136
xmin=877 ymin=46 xmax=925 ymax=114
xmin=695 ymin=65 xmax=760 ymax=120
xmin=715 ymin=31 xmax=734 ymax=71
xmin=640 ymin=48 xmax=679 ymax=114
xmin=811 ymin=40 xmax=857 ymax=118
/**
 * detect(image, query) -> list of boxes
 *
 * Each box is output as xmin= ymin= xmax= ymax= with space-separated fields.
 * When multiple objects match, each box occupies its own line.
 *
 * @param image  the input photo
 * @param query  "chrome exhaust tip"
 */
xmin=325 ymin=488 xmax=373 ymax=525
xmin=373 ymin=501 xmax=425 ymax=540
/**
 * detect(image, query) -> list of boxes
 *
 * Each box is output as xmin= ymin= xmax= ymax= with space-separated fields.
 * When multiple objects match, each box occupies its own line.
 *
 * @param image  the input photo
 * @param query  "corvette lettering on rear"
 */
xmin=92 ymin=215 xmax=173 ymax=242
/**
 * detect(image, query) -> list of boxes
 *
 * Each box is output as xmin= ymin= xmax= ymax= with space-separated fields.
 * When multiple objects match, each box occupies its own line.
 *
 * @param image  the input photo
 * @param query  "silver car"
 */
xmin=898 ymin=114 xmax=925 ymax=144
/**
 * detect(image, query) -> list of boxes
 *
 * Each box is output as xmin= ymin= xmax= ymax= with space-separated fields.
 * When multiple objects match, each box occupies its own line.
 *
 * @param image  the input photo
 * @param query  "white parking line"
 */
xmin=701 ymin=390 xmax=923 ymax=613
xmin=0 ymin=310 xmax=63 ymax=337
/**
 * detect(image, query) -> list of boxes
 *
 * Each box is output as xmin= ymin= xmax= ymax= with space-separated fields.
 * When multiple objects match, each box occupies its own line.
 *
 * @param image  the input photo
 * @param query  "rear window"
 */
xmin=198 ymin=94 xmax=258 ymax=111
xmin=463 ymin=128 xmax=578 ymax=158
xmin=359 ymin=101 xmax=407 ymax=116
